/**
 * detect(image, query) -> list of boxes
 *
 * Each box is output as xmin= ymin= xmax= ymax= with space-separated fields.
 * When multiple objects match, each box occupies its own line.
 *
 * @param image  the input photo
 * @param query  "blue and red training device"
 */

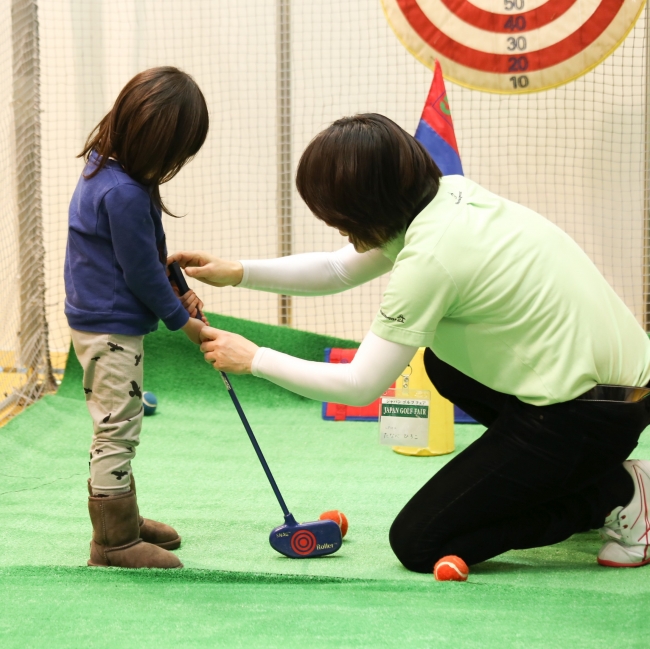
xmin=168 ymin=262 xmax=342 ymax=559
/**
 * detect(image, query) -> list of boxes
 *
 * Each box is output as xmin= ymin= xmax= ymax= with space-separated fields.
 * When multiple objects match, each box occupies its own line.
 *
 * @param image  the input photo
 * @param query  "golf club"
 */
xmin=168 ymin=261 xmax=342 ymax=558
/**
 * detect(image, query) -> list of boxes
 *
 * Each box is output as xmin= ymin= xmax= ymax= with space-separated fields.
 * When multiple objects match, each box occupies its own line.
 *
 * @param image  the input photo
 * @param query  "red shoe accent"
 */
xmin=631 ymin=464 xmax=650 ymax=544
xmin=597 ymin=556 xmax=650 ymax=568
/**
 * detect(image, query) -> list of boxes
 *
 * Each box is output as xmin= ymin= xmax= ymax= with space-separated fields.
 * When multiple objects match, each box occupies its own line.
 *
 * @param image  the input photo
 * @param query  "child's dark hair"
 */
xmin=79 ymin=66 xmax=209 ymax=216
xmin=296 ymin=114 xmax=441 ymax=250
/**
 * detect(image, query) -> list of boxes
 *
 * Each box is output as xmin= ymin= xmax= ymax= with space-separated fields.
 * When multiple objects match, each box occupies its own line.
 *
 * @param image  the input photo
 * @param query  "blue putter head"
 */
xmin=269 ymin=513 xmax=342 ymax=558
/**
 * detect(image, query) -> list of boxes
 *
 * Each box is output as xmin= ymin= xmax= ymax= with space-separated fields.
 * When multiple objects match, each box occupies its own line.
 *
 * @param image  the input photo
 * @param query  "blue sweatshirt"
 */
xmin=64 ymin=152 xmax=190 ymax=336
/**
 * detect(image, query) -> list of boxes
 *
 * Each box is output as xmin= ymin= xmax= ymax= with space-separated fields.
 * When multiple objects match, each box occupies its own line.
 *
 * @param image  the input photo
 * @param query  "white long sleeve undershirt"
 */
xmin=238 ymin=246 xmax=416 ymax=405
xmin=252 ymin=331 xmax=417 ymax=406
xmin=240 ymin=244 xmax=393 ymax=296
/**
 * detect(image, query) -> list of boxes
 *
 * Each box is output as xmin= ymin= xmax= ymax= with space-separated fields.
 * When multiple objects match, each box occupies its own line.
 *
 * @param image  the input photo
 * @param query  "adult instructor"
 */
xmin=170 ymin=114 xmax=650 ymax=572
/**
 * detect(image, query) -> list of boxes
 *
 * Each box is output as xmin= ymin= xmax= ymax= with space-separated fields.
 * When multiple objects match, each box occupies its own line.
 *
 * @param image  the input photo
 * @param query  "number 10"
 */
xmin=509 ymin=75 xmax=529 ymax=89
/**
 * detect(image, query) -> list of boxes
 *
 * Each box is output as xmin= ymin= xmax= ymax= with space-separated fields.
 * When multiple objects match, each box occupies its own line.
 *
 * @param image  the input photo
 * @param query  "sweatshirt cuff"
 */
xmin=163 ymin=302 xmax=190 ymax=331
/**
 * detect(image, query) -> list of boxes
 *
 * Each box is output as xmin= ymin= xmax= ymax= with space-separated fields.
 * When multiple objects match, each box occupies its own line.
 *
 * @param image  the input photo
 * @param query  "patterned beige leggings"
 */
xmin=71 ymin=329 xmax=144 ymax=496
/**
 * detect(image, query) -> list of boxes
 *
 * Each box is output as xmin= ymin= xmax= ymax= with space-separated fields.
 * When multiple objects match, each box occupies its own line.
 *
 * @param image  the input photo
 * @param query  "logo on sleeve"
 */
xmin=380 ymin=309 xmax=406 ymax=324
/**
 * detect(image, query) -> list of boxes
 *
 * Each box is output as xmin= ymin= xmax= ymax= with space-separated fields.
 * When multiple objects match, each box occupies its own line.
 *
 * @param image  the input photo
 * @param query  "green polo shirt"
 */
xmin=372 ymin=175 xmax=650 ymax=405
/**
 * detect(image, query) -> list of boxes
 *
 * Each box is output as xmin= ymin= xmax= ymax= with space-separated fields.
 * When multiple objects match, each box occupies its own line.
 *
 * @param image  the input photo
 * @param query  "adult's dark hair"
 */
xmin=296 ymin=113 xmax=441 ymax=250
xmin=79 ymin=66 xmax=209 ymax=216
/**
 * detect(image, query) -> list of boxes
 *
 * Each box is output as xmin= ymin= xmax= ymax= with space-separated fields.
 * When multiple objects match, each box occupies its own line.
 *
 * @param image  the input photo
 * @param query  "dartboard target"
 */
xmin=382 ymin=0 xmax=646 ymax=93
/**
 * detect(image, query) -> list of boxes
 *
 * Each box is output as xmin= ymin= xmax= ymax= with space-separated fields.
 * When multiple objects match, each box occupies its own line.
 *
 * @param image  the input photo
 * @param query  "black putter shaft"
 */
xmin=167 ymin=261 xmax=292 ymax=519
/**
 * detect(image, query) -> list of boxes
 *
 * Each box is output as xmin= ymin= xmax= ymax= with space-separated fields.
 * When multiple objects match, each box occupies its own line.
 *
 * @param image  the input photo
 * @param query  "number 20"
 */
xmin=508 ymin=56 xmax=529 ymax=71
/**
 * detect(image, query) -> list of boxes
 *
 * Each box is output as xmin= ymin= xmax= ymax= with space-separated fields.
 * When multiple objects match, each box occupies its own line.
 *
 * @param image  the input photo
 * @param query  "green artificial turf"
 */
xmin=1 ymin=313 xmax=649 ymax=648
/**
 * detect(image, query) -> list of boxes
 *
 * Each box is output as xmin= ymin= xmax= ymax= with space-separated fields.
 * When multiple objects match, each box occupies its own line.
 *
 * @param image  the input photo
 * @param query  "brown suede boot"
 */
xmin=87 ymin=478 xmax=181 ymax=550
xmin=87 ymin=489 xmax=182 ymax=568
xmin=131 ymin=476 xmax=182 ymax=550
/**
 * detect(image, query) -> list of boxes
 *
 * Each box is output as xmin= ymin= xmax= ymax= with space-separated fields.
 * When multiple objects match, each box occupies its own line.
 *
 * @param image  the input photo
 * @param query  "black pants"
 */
xmin=389 ymin=349 xmax=650 ymax=573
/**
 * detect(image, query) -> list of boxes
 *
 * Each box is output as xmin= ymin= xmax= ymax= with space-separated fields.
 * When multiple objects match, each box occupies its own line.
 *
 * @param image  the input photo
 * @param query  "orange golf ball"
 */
xmin=319 ymin=510 xmax=348 ymax=537
xmin=433 ymin=555 xmax=469 ymax=582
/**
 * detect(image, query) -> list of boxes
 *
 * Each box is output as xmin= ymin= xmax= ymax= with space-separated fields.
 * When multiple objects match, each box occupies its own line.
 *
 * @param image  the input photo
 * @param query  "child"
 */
xmin=64 ymin=67 xmax=209 ymax=569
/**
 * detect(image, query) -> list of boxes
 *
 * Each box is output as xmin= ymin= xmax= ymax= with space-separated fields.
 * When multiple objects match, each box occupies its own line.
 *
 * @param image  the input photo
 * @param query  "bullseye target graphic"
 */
xmin=290 ymin=530 xmax=317 ymax=555
xmin=382 ymin=0 xmax=646 ymax=93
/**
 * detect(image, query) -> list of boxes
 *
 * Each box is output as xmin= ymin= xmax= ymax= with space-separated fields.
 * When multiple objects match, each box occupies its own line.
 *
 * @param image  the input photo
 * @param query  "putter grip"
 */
xmin=168 ymin=261 xmax=203 ymax=320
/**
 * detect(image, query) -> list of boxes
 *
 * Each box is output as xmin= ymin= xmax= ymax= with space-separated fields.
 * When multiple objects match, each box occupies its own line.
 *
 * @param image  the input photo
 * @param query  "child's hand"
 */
xmin=181 ymin=316 xmax=206 ymax=345
xmin=167 ymin=251 xmax=243 ymax=288
xmin=199 ymin=327 xmax=259 ymax=374
xmin=179 ymin=289 xmax=210 ymax=324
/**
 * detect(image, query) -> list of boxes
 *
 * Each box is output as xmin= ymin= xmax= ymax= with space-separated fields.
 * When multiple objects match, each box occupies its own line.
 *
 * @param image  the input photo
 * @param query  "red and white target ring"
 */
xmin=290 ymin=530 xmax=317 ymax=555
xmin=382 ymin=0 xmax=646 ymax=92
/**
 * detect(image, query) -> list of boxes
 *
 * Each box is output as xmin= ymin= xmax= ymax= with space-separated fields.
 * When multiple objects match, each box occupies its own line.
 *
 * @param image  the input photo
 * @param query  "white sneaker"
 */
xmin=597 ymin=460 xmax=650 ymax=568
xmin=598 ymin=506 xmax=624 ymax=541
xmin=598 ymin=539 xmax=650 ymax=567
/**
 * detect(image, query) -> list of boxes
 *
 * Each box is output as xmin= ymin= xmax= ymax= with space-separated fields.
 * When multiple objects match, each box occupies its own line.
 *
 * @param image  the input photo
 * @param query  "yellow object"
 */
xmin=0 ymin=351 xmax=66 ymax=428
xmin=392 ymin=348 xmax=454 ymax=457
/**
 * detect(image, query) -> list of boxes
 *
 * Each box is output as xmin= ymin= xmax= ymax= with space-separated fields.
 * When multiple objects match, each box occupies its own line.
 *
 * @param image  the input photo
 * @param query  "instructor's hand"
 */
xmin=167 ymin=251 xmax=244 ymax=288
xmin=200 ymin=327 xmax=259 ymax=374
